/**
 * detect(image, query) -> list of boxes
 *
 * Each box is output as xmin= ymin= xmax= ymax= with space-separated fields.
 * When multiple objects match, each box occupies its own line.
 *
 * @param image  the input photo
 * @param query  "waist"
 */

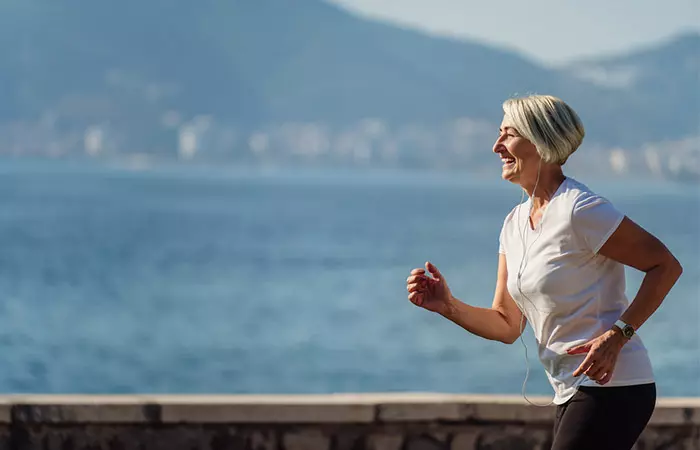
xmin=532 ymin=308 xmax=632 ymax=347
xmin=542 ymin=339 xmax=653 ymax=381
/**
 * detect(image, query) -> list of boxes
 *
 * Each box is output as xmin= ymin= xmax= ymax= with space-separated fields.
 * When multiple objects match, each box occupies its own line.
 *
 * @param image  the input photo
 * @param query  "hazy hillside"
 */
xmin=563 ymin=32 xmax=700 ymax=143
xmin=0 ymin=0 xmax=697 ymax=170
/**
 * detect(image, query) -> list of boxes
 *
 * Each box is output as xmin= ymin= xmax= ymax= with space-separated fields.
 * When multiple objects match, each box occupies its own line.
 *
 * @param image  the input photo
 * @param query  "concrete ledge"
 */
xmin=0 ymin=393 xmax=695 ymax=425
xmin=651 ymin=397 xmax=700 ymax=426
xmin=156 ymin=395 xmax=375 ymax=424
xmin=0 ymin=394 xmax=695 ymax=450
xmin=6 ymin=395 xmax=155 ymax=424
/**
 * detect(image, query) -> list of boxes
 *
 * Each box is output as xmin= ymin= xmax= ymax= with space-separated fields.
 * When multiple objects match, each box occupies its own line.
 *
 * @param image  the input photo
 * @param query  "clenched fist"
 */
xmin=406 ymin=261 xmax=454 ymax=315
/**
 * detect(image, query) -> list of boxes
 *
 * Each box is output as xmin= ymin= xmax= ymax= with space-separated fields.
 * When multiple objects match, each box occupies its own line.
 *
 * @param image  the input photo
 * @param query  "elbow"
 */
xmin=674 ymin=254 xmax=683 ymax=275
xmin=500 ymin=331 xmax=520 ymax=345
xmin=649 ymin=251 xmax=683 ymax=281
xmin=494 ymin=311 xmax=521 ymax=344
xmin=666 ymin=253 xmax=683 ymax=281
xmin=672 ymin=257 xmax=683 ymax=281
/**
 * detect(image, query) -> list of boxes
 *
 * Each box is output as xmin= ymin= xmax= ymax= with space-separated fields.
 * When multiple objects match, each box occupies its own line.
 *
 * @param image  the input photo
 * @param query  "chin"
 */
xmin=501 ymin=170 xmax=519 ymax=184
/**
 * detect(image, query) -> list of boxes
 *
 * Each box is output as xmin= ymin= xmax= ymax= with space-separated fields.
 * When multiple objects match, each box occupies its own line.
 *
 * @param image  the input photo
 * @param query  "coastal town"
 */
xmin=1 ymin=115 xmax=697 ymax=182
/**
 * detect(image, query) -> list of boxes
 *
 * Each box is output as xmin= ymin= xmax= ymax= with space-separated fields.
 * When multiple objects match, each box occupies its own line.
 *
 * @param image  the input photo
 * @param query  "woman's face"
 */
xmin=493 ymin=115 xmax=541 ymax=185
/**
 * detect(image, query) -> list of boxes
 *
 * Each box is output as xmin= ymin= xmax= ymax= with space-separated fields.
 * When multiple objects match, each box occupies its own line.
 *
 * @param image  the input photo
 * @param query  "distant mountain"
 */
xmin=0 ymin=0 xmax=697 ymax=162
xmin=563 ymin=32 xmax=700 ymax=143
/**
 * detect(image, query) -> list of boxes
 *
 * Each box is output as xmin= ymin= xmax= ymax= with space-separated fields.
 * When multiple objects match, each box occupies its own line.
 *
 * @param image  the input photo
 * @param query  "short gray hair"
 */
xmin=502 ymin=95 xmax=585 ymax=165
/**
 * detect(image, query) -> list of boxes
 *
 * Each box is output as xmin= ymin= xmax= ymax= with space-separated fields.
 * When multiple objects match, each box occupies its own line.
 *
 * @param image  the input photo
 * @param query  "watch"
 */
xmin=613 ymin=320 xmax=635 ymax=339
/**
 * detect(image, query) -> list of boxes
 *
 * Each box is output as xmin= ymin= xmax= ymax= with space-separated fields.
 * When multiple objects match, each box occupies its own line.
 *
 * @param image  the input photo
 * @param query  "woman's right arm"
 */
xmin=439 ymin=254 xmax=525 ymax=344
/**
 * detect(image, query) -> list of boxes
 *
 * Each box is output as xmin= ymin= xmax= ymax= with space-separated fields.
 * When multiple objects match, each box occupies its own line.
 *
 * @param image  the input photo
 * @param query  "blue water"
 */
xmin=0 ymin=159 xmax=697 ymax=398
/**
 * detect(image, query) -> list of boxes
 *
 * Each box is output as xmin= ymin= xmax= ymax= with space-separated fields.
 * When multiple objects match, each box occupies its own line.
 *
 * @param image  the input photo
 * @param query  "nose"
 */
xmin=493 ymin=134 xmax=505 ymax=154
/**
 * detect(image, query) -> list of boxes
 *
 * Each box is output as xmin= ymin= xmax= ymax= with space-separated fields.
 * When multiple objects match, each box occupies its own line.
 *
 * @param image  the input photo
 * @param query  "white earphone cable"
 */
xmin=514 ymin=162 xmax=588 ymax=407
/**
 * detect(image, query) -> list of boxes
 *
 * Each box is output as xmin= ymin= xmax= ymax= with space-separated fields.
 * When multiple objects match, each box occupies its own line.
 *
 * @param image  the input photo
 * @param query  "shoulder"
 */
xmin=563 ymin=179 xmax=625 ymax=252
xmin=558 ymin=178 xmax=617 ymax=215
xmin=502 ymin=202 xmax=525 ymax=228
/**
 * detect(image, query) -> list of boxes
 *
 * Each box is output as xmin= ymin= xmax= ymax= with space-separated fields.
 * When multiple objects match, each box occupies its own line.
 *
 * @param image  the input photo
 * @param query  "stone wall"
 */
xmin=0 ymin=393 xmax=695 ymax=449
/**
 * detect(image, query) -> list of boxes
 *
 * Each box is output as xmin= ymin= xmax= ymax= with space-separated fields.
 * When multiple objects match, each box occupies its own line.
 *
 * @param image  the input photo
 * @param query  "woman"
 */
xmin=405 ymin=95 xmax=683 ymax=450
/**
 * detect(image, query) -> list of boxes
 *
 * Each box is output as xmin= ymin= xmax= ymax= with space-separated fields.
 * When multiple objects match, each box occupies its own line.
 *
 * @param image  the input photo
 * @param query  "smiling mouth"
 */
xmin=501 ymin=156 xmax=516 ymax=168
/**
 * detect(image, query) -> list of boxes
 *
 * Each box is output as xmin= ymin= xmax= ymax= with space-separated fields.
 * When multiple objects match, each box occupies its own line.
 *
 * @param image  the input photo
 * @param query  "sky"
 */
xmin=327 ymin=0 xmax=700 ymax=65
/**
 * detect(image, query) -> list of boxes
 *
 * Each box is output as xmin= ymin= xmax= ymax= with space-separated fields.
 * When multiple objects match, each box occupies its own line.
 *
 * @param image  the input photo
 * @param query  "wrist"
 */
xmin=609 ymin=325 xmax=631 ymax=347
xmin=612 ymin=319 xmax=635 ymax=340
xmin=438 ymin=295 xmax=458 ymax=318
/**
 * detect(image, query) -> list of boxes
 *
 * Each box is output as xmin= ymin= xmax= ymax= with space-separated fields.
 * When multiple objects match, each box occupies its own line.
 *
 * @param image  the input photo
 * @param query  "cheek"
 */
xmin=514 ymin=149 xmax=539 ymax=167
xmin=510 ymin=139 xmax=538 ymax=160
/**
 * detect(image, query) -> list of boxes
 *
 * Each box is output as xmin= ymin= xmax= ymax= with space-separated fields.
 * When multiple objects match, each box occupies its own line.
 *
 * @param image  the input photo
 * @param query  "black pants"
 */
xmin=551 ymin=383 xmax=656 ymax=450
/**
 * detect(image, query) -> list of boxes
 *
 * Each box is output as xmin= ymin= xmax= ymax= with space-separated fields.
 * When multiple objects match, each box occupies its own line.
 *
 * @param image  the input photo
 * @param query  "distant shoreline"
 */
xmin=0 ymin=154 xmax=696 ymax=187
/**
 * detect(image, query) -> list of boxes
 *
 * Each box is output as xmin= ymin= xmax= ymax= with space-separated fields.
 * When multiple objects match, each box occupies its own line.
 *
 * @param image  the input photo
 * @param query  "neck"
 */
xmin=522 ymin=166 xmax=566 ymax=210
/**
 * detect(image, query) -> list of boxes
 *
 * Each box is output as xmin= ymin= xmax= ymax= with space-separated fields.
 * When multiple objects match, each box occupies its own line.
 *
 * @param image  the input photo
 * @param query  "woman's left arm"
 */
xmin=570 ymin=216 xmax=683 ymax=384
xmin=599 ymin=216 xmax=683 ymax=330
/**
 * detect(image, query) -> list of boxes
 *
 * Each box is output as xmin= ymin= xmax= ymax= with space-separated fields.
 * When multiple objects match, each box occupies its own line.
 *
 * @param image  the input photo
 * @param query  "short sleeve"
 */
xmin=498 ymin=210 xmax=513 ymax=255
xmin=498 ymin=224 xmax=506 ymax=254
xmin=572 ymin=193 xmax=625 ymax=254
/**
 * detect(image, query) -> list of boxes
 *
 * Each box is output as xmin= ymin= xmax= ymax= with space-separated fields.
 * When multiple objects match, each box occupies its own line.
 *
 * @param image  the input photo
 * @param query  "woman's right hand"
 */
xmin=406 ymin=261 xmax=454 ymax=315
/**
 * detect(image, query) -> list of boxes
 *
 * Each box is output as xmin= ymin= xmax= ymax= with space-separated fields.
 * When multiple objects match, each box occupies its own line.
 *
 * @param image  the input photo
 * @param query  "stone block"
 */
xmin=368 ymin=433 xmax=404 ymax=450
xmin=0 ymin=399 xmax=11 ymax=425
xmin=333 ymin=431 xmax=367 ymax=450
xmin=283 ymin=430 xmax=331 ymax=450
xmin=247 ymin=430 xmax=278 ymax=450
xmin=10 ymin=396 xmax=152 ymax=424
xmin=163 ymin=403 xmax=372 ymax=424
xmin=477 ymin=427 xmax=547 ymax=450
xmin=0 ymin=427 xmax=10 ymax=450
xmin=653 ymin=398 xmax=700 ymax=425
xmin=404 ymin=434 xmax=447 ymax=450
xmin=637 ymin=425 xmax=700 ymax=450
xmin=378 ymin=402 xmax=464 ymax=422
xmin=451 ymin=430 xmax=479 ymax=450
xmin=157 ymin=395 xmax=375 ymax=424
xmin=470 ymin=402 xmax=555 ymax=424
xmin=649 ymin=405 xmax=700 ymax=426
xmin=9 ymin=425 xmax=238 ymax=450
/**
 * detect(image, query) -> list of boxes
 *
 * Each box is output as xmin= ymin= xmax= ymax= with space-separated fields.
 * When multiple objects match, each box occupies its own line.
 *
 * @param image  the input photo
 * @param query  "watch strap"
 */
xmin=614 ymin=319 xmax=634 ymax=338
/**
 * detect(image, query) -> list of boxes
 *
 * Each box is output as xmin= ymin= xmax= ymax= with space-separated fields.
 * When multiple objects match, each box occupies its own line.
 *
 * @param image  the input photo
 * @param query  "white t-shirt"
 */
xmin=499 ymin=177 xmax=655 ymax=405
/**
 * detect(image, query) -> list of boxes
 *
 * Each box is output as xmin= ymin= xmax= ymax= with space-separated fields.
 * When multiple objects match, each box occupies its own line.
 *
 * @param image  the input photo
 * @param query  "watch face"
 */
xmin=623 ymin=327 xmax=634 ymax=338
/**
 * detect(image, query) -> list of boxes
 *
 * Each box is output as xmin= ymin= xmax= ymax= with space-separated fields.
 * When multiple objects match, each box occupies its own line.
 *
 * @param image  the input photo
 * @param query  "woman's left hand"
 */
xmin=568 ymin=329 xmax=627 ymax=385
